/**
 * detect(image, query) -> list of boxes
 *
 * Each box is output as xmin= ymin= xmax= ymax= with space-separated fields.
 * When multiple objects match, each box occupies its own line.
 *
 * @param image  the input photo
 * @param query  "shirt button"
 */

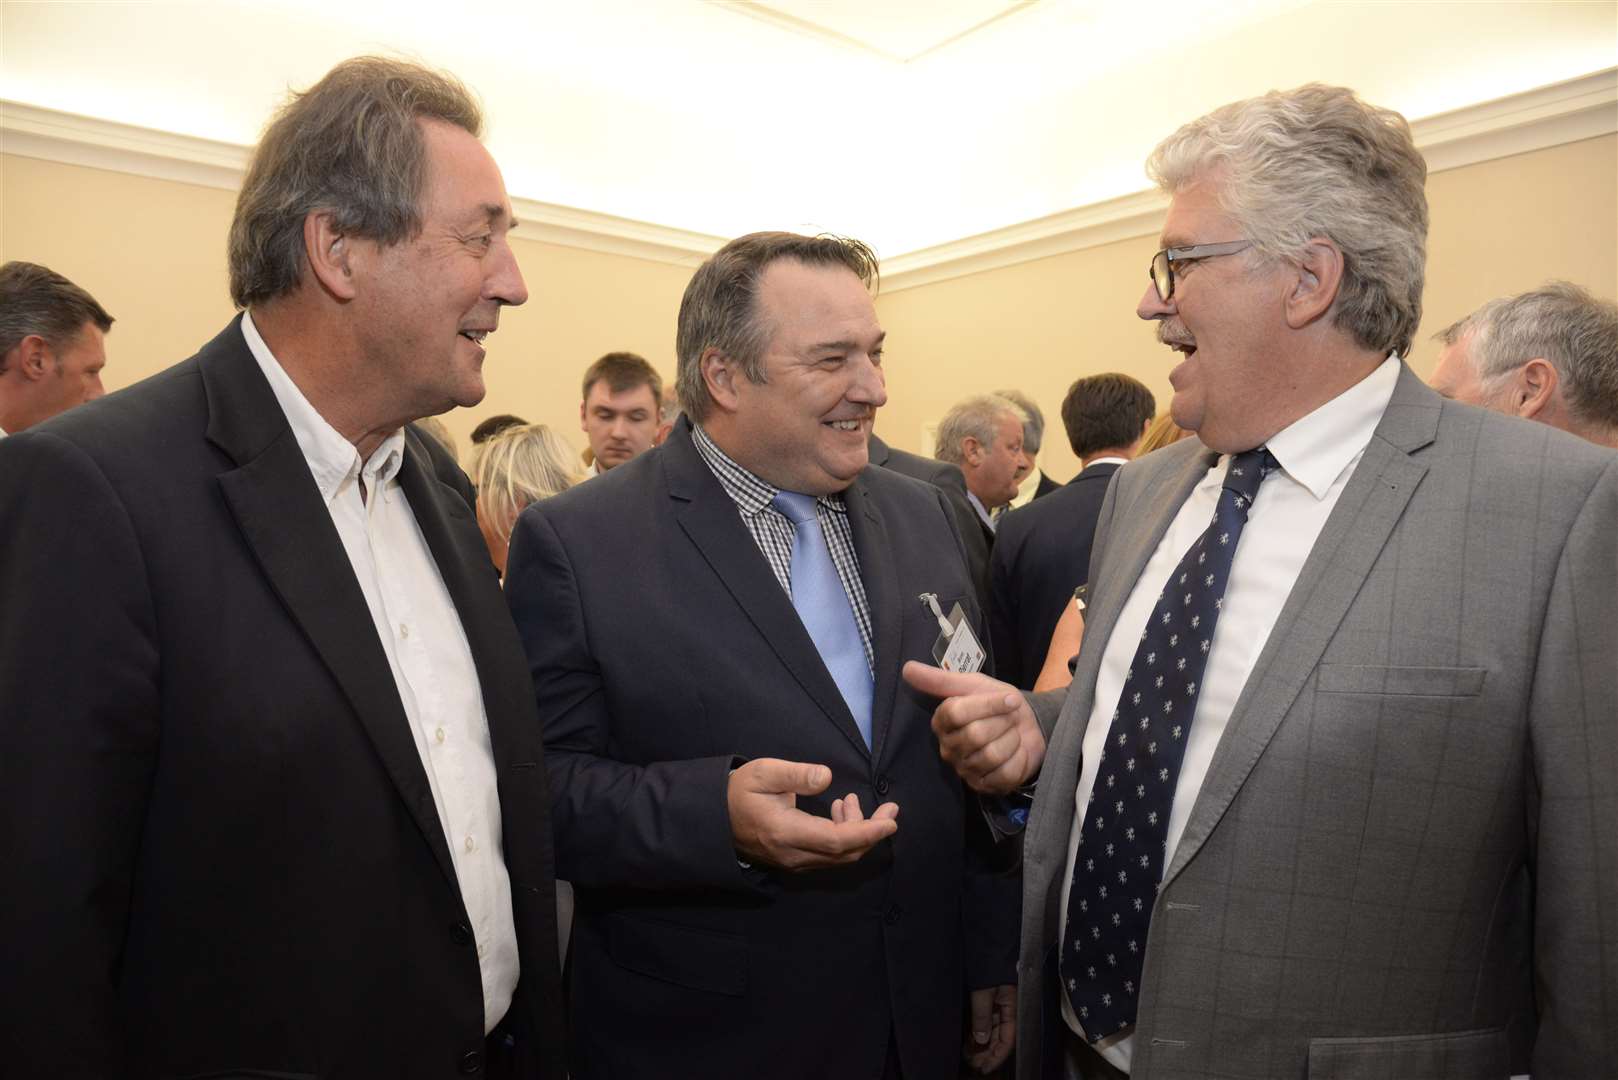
xmin=399 ymin=623 xmax=410 ymax=639
xmin=435 ymin=727 xmax=446 ymax=744
xmin=464 ymin=835 xmax=476 ymax=853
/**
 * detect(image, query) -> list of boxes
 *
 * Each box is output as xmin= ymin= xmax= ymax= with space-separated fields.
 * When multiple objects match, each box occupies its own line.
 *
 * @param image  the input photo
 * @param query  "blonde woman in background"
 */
xmin=474 ymin=423 xmax=584 ymax=576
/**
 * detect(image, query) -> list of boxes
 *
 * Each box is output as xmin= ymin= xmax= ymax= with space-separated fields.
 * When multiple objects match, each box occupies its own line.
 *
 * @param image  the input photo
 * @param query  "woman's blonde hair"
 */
xmin=474 ymin=424 xmax=584 ymax=541
xmin=1137 ymin=413 xmax=1193 ymax=456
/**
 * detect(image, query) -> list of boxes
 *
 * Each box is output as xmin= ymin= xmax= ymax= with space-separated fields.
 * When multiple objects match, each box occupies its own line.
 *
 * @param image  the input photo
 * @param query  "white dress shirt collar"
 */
xmin=1264 ymin=354 xmax=1401 ymax=499
xmin=241 ymin=311 xmax=406 ymax=504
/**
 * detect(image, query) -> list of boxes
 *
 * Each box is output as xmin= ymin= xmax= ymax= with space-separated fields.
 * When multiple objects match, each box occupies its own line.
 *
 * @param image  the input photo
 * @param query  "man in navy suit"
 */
xmin=989 ymin=374 xmax=1155 ymax=689
xmin=505 ymin=231 xmax=1016 ymax=1079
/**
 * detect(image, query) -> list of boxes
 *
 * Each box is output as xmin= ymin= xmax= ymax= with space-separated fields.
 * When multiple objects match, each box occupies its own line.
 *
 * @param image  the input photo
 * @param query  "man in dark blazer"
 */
xmin=989 ymin=374 xmax=1155 ymax=689
xmin=0 ymin=58 xmax=563 ymax=1079
xmin=506 ymin=232 xmax=1016 ymax=1079
xmin=912 ymin=84 xmax=1617 ymax=1079
xmin=870 ymin=429 xmax=992 ymax=606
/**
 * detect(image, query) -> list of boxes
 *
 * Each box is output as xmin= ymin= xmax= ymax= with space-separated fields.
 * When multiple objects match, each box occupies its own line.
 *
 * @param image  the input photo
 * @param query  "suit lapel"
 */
xmin=843 ymin=474 xmax=900 ymax=766
xmin=1163 ymin=365 xmax=1438 ymax=886
xmin=664 ymin=425 xmax=871 ymax=758
xmin=203 ymin=321 xmax=461 ymax=893
xmin=1026 ymin=445 xmax=1211 ymax=862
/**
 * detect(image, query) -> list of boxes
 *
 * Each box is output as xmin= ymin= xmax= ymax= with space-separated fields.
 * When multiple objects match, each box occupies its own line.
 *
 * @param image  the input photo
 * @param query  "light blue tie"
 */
xmin=772 ymin=491 xmax=874 ymax=747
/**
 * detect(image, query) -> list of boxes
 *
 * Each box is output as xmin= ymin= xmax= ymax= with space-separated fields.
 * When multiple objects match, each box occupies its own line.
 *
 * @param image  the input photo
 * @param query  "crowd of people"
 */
xmin=1 ymin=52 xmax=1615 ymax=1080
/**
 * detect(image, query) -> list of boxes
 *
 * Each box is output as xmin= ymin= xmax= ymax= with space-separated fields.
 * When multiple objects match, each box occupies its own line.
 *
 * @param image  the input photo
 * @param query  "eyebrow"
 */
xmin=478 ymin=203 xmax=518 ymax=231
xmin=810 ymin=331 xmax=886 ymax=352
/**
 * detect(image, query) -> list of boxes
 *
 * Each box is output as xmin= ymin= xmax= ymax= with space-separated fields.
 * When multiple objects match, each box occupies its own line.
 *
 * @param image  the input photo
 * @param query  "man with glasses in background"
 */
xmin=910 ymin=83 xmax=1617 ymax=1079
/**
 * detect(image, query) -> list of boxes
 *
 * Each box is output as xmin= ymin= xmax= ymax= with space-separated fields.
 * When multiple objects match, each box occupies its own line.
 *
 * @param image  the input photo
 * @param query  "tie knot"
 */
xmin=1222 ymin=447 xmax=1277 ymax=506
xmin=772 ymin=490 xmax=820 ymax=526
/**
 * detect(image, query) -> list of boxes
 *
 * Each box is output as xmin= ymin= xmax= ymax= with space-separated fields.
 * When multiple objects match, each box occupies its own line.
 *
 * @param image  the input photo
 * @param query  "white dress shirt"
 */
xmin=1060 ymin=355 xmax=1401 ymax=1069
xmin=242 ymin=313 xmax=519 ymax=1034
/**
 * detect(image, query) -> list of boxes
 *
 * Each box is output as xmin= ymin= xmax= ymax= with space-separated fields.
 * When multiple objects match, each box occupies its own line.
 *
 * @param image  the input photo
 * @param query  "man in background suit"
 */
xmin=911 ymin=83 xmax=1617 ymax=1078
xmin=989 ymin=374 xmax=1155 ymax=690
xmin=0 ymin=57 xmax=564 ymax=1078
xmin=506 ymin=231 xmax=1016 ymax=1079
xmin=936 ymin=393 xmax=1031 ymax=543
xmin=1430 ymin=280 xmax=1618 ymax=448
xmin=0 ymin=260 xmax=112 ymax=436
xmin=870 ymin=428 xmax=992 ymax=605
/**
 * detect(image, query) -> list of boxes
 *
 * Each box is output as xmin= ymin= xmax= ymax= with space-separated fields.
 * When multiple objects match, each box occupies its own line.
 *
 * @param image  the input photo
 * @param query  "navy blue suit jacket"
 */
xmin=988 ymin=461 xmax=1121 ymax=690
xmin=505 ymin=419 xmax=1014 ymax=1079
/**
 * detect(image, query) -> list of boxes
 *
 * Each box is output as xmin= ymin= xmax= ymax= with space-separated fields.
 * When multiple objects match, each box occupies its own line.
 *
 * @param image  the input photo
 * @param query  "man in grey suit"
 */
xmin=908 ymin=83 xmax=1617 ymax=1078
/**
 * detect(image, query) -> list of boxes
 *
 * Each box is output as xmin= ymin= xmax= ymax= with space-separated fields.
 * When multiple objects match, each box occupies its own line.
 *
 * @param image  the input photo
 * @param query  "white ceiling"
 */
xmin=2 ymin=0 xmax=1615 ymax=260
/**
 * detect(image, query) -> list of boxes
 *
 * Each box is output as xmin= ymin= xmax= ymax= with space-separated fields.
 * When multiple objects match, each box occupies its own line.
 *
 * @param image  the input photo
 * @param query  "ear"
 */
xmin=11 ymin=335 xmax=52 ymax=382
xmin=1510 ymin=358 xmax=1559 ymax=420
xmin=304 ymin=211 xmax=359 ymax=301
xmin=1282 ymin=237 xmax=1344 ymax=330
xmin=700 ymin=348 xmax=741 ymax=414
xmin=579 ymin=399 xmax=589 ymax=431
xmin=962 ymin=436 xmax=984 ymax=465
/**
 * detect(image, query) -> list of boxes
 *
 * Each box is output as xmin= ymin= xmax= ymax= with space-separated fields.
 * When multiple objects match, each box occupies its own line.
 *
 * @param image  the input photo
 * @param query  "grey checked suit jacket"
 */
xmin=1018 ymin=365 xmax=1618 ymax=1079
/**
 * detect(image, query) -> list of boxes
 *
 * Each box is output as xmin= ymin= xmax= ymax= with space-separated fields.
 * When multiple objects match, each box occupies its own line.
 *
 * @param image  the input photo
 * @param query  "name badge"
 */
xmin=920 ymin=592 xmax=985 ymax=674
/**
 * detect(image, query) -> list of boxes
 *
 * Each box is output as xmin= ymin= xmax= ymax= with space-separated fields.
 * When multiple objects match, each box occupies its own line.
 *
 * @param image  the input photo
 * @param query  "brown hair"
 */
xmin=675 ymin=232 xmax=878 ymax=422
xmin=228 ymin=56 xmax=483 ymax=308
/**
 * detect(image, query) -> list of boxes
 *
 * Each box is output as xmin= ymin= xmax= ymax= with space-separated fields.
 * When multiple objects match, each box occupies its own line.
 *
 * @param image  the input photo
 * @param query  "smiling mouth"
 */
xmin=824 ymin=418 xmax=866 ymax=432
xmin=458 ymin=329 xmax=491 ymax=345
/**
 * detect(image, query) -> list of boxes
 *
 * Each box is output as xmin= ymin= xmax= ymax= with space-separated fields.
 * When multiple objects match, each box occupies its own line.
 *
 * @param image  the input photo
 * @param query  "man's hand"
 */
xmin=727 ymin=758 xmax=898 ymax=870
xmin=965 ymin=983 xmax=1017 ymax=1074
xmin=903 ymin=662 xmax=1046 ymax=794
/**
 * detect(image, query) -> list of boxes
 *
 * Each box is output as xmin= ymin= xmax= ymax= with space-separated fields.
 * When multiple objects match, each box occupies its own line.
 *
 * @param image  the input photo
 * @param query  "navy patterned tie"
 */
xmin=1060 ymin=446 xmax=1278 ymax=1041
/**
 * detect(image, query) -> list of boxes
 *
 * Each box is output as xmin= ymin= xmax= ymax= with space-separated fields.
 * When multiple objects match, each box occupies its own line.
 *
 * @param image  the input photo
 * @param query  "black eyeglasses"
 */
xmin=1149 ymin=240 xmax=1252 ymax=302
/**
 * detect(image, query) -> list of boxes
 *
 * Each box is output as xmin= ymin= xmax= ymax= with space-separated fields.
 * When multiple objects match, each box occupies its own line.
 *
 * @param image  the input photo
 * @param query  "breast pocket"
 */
xmin=1317 ymin=664 xmax=1486 ymax=698
xmin=1307 ymin=1026 xmax=1508 ymax=1078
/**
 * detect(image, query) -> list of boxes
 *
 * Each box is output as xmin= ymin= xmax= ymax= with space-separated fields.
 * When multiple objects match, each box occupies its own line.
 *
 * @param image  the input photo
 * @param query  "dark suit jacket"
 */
xmin=0 ymin=318 xmax=564 ymax=1079
xmin=869 ymin=432 xmax=991 ymax=610
xmin=1030 ymin=469 xmax=1063 ymax=501
xmin=988 ymin=462 xmax=1121 ymax=690
xmin=505 ymin=420 xmax=1013 ymax=1080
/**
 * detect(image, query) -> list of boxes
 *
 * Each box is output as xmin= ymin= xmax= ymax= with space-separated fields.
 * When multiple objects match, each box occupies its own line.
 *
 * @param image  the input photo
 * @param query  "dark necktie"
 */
xmin=772 ymin=491 xmax=874 ymax=746
xmin=1060 ymin=446 xmax=1278 ymax=1041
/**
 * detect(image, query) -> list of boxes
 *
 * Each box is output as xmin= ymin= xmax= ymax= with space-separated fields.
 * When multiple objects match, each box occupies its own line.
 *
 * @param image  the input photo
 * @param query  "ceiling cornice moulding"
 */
xmin=0 ymin=100 xmax=727 ymax=269
xmin=879 ymin=67 xmax=1618 ymax=292
xmin=3 ymin=67 xmax=1612 ymax=291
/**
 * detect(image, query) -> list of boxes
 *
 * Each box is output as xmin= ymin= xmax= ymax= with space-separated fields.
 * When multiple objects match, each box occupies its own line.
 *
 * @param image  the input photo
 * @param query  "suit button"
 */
xmin=459 ymin=1049 xmax=483 ymax=1074
xmin=451 ymin=922 xmax=473 ymax=946
xmin=875 ymin=775 xmax=892 ymax=796
xmin=884 ymin=903 xmax=903 ymax=926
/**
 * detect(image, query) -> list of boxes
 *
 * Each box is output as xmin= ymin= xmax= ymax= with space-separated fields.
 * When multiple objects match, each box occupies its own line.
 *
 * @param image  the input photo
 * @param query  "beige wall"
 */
xmin=0 ymin=152 xmax=692 ymax=463
xmin=875 ymin=133 xmax=1618 ymax=482
xmin=4 ymin=133 xmax=1615 ymax=479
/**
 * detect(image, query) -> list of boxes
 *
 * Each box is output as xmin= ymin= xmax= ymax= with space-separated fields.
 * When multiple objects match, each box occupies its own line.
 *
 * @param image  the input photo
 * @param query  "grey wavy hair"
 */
xmin=228 ymin=56 xmax=483 ymax=309
xmin=1438 ymin=281 xmax=1618 ymax=431
xmin=934 ymin=394 xmax=1028 ymax=465
xmin=1147 ymin=83 xmax=1429 ymax=358
xmin=675 ymin=232 xmax=879 ymax=422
